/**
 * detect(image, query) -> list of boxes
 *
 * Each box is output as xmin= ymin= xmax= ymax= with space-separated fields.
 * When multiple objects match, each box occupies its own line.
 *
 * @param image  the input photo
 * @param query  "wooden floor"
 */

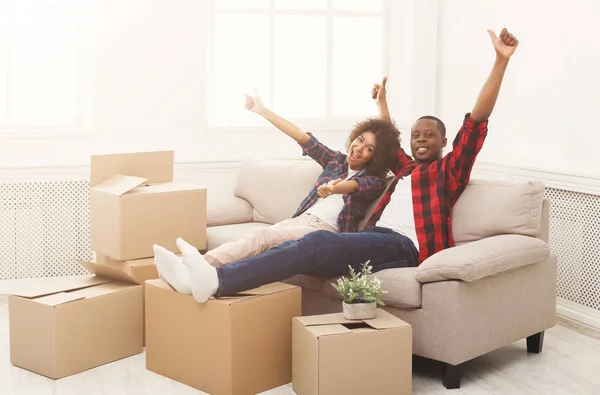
xmin=1 ymin=295 xmax=599 ymax=395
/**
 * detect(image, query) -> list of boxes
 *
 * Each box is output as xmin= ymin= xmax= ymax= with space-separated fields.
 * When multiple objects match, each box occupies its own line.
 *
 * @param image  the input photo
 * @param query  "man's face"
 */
xmin=410 ymin=119 xmax=447 ymax=163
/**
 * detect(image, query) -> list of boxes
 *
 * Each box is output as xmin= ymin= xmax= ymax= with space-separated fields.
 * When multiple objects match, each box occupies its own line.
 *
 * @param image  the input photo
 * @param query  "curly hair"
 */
xmin=345 ymin=118 xmax=401 ymax=178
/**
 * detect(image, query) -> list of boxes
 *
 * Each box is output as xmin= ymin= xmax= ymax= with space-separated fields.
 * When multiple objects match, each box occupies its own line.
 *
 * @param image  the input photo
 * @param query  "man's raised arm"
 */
xmin=470 ymin=28 xmax=519 ymax=122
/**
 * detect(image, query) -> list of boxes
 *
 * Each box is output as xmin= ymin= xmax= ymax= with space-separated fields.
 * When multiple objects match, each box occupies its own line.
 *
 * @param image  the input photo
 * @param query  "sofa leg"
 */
xmin=443 ymin=363 xmax=462 ymax=389
xmin=526 ymin=331 xmax=545 ymax=353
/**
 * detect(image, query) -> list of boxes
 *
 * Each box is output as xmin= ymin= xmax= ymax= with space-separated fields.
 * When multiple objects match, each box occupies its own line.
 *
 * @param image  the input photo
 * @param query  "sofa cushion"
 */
xmin=207 ymin=189 xmax=253 ymax=227
xmin=205 ymin=222 xmax=271 ymax=251
xmin=322 ymin=267 xmax=422 ymax=309
xmin=234 ymin=158 xmax=322 ymax=224
xmin=452 ymin=180 xmax=545 ymax=243
xmin=416 ymin=234 xmax=550 ymax=283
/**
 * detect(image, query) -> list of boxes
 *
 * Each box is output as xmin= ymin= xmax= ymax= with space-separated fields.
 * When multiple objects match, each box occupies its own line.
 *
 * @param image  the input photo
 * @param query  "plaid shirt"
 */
xmin=367 ymin=113 xmax=488 ymax=264
xmin=292 ymin=134 xmax=386 ymax=232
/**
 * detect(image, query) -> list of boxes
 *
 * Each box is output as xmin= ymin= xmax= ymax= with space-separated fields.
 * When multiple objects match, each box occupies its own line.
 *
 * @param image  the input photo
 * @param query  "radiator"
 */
xmin=545 ymin=187 xmax=600 ymax=312
xmin=1 ymin=177 xmax=599 ymax=317
xmin=0 ymin=180 xmax=92 ymax=279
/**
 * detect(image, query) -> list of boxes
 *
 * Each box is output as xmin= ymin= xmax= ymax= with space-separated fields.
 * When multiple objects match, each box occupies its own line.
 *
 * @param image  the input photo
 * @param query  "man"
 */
xmin=153 ymin=28 xmax=519 ymax=303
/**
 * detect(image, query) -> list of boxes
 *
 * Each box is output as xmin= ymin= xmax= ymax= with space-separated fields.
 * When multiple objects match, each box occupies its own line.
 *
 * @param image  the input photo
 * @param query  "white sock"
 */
xmin=176 ymin=237 xmax=219 ymax=303
xmin=153 ymin=244 xmax=193 ymax=295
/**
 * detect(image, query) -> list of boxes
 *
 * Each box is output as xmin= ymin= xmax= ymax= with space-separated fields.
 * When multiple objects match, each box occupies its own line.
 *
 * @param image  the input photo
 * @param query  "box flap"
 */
xmin=365 ymin=309 xmax=409 ymax=329
xmin=295 ymin=309 xmax=407 ymax=330
xmin=34 ymin=292 xmax=86 ymax=307
xmin=123 ymin=182 xmax=205 ymax=196
xmin=77 ymin=260 xmax=140 ymax=284
xmin=6 ymin=275 xmax=111 ymax=298
xmin=90 ymin=150 xmax=174 ymax=187
xmin=307 ymin=324 xmax=353 ymax=338
xmin=67 ymin=282 xmax=138 ymax=299
xmin=296 ymin=312 xmax=354 ymax=327
xmin=98 ymin=255 xmax=160 ymax=284
xmin=91 ymin=174 xmax=148 ymax=196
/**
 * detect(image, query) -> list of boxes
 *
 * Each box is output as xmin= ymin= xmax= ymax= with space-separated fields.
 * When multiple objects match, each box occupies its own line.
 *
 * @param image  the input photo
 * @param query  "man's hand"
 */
xmin=244 ymin=87 xmax=266 ymax=114
xmin=371 ymin=76 xmax=388 ymax=105
xmin=470 ymin=28 xmax=518 ymax=122
xmin=487 ymin=28 xmax=519 ymax=60
xmin=317 ymin=178 xmax=342 ymax=199
xmin=371 ymin=76 xmax=390 ymax=120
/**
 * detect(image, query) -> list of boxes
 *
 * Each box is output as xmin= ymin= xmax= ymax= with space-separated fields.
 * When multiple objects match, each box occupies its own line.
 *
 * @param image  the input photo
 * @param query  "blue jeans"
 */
xmin=215 ymin=226 xmax=418 ymax=297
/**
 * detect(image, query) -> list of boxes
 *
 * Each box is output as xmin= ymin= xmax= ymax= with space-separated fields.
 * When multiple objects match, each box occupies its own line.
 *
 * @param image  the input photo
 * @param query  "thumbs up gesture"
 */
xmin=244 ymin=87 xmax=266 ymax=114
xmin=317 ymin=178 xmax=342 ymax=199
xmin=371 ymin=76 xmax=388 ymax=106
xmin=487 ymin=28 xmax=519 ymax=60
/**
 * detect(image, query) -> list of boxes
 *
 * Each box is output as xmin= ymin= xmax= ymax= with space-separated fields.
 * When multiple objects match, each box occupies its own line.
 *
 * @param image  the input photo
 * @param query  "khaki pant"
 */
xmin=204 ymin=214 xmax=337 ymax=267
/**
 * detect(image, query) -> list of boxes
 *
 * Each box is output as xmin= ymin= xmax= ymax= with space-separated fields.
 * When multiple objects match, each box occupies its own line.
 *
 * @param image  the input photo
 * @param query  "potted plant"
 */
xmin=331 ymin=261 xmax=386 ymax=320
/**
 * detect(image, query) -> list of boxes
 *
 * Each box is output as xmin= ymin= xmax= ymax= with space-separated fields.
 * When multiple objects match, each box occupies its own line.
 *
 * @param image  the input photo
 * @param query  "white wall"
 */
xmin=0 ymin=0 xmax=423 ymax=170
xmin=436 ymin=0 xmax=600 ymax=177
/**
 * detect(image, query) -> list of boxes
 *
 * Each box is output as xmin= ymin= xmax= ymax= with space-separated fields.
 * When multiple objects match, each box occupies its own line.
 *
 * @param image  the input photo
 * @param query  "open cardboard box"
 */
xmin=8 ymin=260 xmax=144 ymax=379
xmin=292 ymin=309 xmax=412 ymax=395
xmin=145 ymin=279 xmax=302 ymax=395
xmin=90 ymin=150 xmax=207 ymax=261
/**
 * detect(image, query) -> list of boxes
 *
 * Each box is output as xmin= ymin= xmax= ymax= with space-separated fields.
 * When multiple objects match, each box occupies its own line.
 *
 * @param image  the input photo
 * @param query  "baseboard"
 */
xmin=556 ymin=298 xmax=600 ymax=331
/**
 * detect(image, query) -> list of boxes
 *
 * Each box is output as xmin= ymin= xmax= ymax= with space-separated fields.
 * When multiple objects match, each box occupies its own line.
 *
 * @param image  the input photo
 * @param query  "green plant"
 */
xmin=331 ymin=261 xmax=386 ymax=306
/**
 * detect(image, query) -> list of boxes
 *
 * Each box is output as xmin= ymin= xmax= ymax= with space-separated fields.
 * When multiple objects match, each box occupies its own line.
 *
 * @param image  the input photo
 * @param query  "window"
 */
xmin=208 ymin=0 xmax=388 ymax=129
xmin=0 ymin=0 xmax=94 ymax=137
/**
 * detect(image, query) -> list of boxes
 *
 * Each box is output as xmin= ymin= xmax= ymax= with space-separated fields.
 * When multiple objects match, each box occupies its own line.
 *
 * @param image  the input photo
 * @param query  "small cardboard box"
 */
xmin=145 ymin=279 xmax=302 ymax=395
xmin=8 ymin=261 xmax=143 ymax=379
xmin=90 ymin=151 xmax=207 ymax=261
xmin=292 ymin=310 xmax=412 ymax=395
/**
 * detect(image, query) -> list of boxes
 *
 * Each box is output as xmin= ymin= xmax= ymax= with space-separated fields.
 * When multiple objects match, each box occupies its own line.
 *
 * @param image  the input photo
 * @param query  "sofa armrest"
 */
xmin=207 ymin=189 xmax=253 ymax=227
xmin=416 ymin=234 xmax=550 ymax=284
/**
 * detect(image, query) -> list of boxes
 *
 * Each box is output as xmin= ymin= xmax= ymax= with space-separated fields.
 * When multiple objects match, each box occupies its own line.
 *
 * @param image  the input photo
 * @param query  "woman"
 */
xmin=202 ymin=90 xmax=401 ymax=267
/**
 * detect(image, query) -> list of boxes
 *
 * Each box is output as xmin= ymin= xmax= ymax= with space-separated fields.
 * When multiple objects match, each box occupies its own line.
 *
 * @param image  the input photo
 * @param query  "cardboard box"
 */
xmin=8 ymin=261 xmax=143 ymax=379
xmin=292 ymin=310 xmax=412 ymax=395
xmin=90 ymin=151 xmax=207 ymax=261
xmin=145 ymin=279 xmax=302 ymax=395
xmin=96 ymin=254 xmax=163 ymax=345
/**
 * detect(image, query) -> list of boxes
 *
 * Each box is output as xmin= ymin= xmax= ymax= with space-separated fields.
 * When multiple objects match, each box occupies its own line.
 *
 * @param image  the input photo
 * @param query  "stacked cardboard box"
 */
xmin=90 ymin=150 xmax=207 ymax=344
xmin=8 ymin=150 xmax=208 ymax=378
xmin=90 ymin=150 xmax=207 ymax=260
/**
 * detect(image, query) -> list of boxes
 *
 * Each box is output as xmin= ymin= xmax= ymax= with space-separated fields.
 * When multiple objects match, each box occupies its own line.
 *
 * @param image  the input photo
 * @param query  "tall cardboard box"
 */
xmin=292 ymin=310 xmax=412 ymax=395
xmin=90 ymin=150 xmax=207 ymax=261
xmin=8 ymin=261 xmax=144 ymax=379
xmin=145 ymin=279 xmax=302 ymax=395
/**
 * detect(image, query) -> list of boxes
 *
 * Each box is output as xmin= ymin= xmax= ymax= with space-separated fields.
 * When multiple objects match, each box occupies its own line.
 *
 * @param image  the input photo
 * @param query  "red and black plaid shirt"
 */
xmin=293 ymin=133 xmax=386 ymax=233
xmin=367 ymin=113 xmax=488 ymax=264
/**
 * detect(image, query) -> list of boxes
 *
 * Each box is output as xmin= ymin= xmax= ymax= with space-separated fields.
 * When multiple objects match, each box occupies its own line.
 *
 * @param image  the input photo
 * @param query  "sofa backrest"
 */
xmin=451 ymin=179 xmax=546 ymax=244
xmin=234 ymin=158 xmax=322 ymax=224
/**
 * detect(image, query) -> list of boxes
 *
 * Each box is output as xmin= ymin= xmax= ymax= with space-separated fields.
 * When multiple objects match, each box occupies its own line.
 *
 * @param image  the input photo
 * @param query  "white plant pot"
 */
xmin=342 ymin=301 xmax=377 ymax=320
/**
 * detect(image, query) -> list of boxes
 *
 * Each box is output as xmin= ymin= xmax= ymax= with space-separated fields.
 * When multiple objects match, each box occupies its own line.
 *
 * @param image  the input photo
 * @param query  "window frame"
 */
xmin=206 ymin=0 xmax=391 ymax=133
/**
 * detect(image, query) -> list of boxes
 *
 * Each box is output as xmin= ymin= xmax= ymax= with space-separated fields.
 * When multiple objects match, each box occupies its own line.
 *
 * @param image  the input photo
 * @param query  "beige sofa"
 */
xmin=205 ymin=159 xmax=557 ymax=389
